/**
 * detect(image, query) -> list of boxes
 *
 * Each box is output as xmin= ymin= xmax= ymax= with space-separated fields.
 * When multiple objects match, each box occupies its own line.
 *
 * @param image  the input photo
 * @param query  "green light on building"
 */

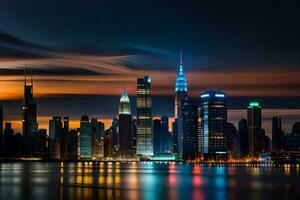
xmin=248 ymin=102 xmax=261 ymax=108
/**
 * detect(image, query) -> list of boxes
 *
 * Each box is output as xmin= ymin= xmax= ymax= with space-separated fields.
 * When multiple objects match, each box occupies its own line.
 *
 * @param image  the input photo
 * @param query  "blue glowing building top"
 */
xmin=175 ymin=49 xmax=188 ymax=92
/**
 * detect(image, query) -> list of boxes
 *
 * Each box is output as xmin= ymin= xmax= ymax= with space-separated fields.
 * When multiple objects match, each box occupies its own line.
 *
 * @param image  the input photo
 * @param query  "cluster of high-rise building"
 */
xmin=0 ymin=55 xmax=300 ymax=161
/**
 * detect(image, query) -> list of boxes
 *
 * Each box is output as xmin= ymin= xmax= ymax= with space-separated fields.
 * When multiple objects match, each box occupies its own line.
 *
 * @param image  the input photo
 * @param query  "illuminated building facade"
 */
xmin=136 ymin=76 xmax=153 ymax=156
xmin=200 ymin=91 xmax=227 ymax=159
xmin=80 ymin=115 xmax=91 ymax=159
xmin=174 ymin=50 xmax=188 ymax=158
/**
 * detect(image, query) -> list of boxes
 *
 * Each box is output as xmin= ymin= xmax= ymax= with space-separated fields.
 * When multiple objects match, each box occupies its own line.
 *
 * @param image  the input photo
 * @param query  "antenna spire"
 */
xmin=180 ymin=48 xmax=183 ymax=65
xmin=30 ymin=67 xmax=33 ymax=87
xmin=24 ymin=65 xmax=27 ymax=86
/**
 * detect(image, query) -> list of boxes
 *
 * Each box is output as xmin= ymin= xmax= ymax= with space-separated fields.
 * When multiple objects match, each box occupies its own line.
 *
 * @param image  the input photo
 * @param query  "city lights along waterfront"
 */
xmin=1 ymin=1 xmax=300 ymax=199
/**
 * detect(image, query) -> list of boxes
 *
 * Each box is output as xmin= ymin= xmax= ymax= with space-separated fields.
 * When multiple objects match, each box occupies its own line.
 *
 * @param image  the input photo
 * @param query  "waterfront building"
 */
xmin=174 ymin=50 xmax=188 ymax=158
xmin=247 ymin=102 xmax=264 ymax=158
xmin=80 ymin=115 xmax=91 ymax=159
xmin=136 ymin=76 xmax=153 ymax=157
xmin=200 ymin=91 xmax=227 ymax=159
xmin=181 ymin=100 xmax=198 ymax=160
xmin=118 ymin=89 xmax=132 ymax=154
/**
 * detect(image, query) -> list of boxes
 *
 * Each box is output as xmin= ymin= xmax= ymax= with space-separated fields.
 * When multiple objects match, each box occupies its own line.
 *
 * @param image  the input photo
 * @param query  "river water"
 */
xmin=0 ymin=162 xmax=299 ymax=200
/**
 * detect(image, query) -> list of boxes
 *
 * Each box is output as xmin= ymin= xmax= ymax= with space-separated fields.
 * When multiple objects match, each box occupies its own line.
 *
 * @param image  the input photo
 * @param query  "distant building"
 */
xmin=118 ymin=89 xmax=132 ymax=154
xmin=161 ymin=116 xmax=172 ymax=154
xmin=272 ymin=116 xmax=282 ymax=152
xmin=224 ymin=122 xmax=238 ymax=157
xmin=200 ymin=91 xmax=227 ymax=159
xmin=49 ymin=116 xmax=62 ymax=140
xmin=182 ymin=100 xmax=198 ymax=160
xmin=174 ymin=50 xmax=188 ymax=158
xmin=131 ymin=119 xmax=137 ymax=151
xmin=68 ymin=129 xmax=78 ymax=160
xmin=238 ymin=119 xmax=248 ymax=158
xmin=104 ymin=128 xmax=114 ymax=158
xmin=172 ymin=119 xmax=178 ymax=154
xmin=247 ymin=102 xmax=265 ymax=158
xmin=22 ymin=68 xmax=37 ymax=144
xmin=80 ymin=115 xmax=91 ymax=159
xmin=91 ymin=118 xmax=105 ymax=140
xmin=153 ymin=119 xmax=162 ymax=155
xmin=32 ymin=129 xmax=47 ymax=158
xmin=3 ymin=122 xmax=14 ymax=157
xmin=289 ymin=122 xmax=300 ymax=151
xmin=136 ymin=76 xmax=153 ymax=156
xmin=111 ymin=118 xmax=119 ymax=150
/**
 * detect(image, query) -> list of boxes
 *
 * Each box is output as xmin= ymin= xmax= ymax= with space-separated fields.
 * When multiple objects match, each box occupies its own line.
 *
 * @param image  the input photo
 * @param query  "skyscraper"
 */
xmin=136 ymin=76 xmax=153 ymax=156
xmin=175 ymin=50 xmax=188 ymax=158
xmin=22 ymin=68 xmax=37 ymax=156
xmin=181 ymin=100 xmax=198 ymax=160
xmin=272 ymin=116 xmax=282 ymax=152
xmin=22 ymin=68 xmax=37 ymax=140
xmin=80 ymin=115 xmax=91 ymax=159
xmin=200 ymin=91 xmax=227 ymax=159
xmin=247 ymin=102 xmax=263 ymax=158
xmin=118 ymin=89 xmax=132 ymax=154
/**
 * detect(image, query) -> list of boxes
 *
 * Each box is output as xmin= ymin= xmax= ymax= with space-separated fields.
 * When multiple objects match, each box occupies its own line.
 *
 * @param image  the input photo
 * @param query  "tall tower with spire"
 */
xmin=118 ymin=88 xmax=132 ymax=154
xmin=22 ymin=66 xmax=37 ymax=142
xmin=174 ymin=49 xmax=188 ymax=157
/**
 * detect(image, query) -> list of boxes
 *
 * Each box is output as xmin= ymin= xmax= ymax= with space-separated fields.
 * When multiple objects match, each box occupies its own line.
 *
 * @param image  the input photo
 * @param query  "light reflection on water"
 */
xmin=0 ymin=162 xmax=299 ymax=200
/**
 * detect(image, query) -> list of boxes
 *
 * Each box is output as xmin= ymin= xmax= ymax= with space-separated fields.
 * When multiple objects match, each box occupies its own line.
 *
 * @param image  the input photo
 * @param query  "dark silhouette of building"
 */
xmin=131 ymin=118 xmax=137 ymax=152
xmin=247 ymin=102 xmax=265 ymax=158
xmin=91 ymin=118 xmax=105 ymax=140
xmin=175 ymin=50 xmax=188 ymax=159
xmin=224 ymin=122 xmax=238 ymax=157
xmin=272 ymin=116 xmax=282 ymax=152
xmin=289 ymin=122 xmax=300 ymax=151
xmin=153 ymin=119 xmax=162 ymax=155
xmin=161 ymin=116 xmax=172 ymax=154
xmin=136 ymin=76 xmax=153 ymax=156
xmin=118 ymin=90 xmax=132 ymax=154
xmin=182 ymin=100 xmax=198 ymax=160
xmin=3 ymin=122 xmax=14 ymax=157
xmin=49 ymin=116 xmax=62 ymax=140
xmin=104 ymin=128 xmax=114 ymax=158
xmin=172 ymin=119 xmax=178 ymax=154
xmin=32 ymin=129 xmax=47 ymax=158
xmin=68 ymin=129 xmax=78 ymax=160
xmin=111 ymin=117 xmax=119 ymax=151
xmin=238 ymin=119 xmax=248 ymax=158
xmin=22 ymin=68 xmax=37 ymax=154
xmin=200 ymin=91 xmax=227 ymax=159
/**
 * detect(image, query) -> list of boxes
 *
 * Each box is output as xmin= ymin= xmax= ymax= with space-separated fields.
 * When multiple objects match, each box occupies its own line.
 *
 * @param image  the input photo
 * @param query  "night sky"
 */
xmin=0 ymin=0 xmax=300 ymax=135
